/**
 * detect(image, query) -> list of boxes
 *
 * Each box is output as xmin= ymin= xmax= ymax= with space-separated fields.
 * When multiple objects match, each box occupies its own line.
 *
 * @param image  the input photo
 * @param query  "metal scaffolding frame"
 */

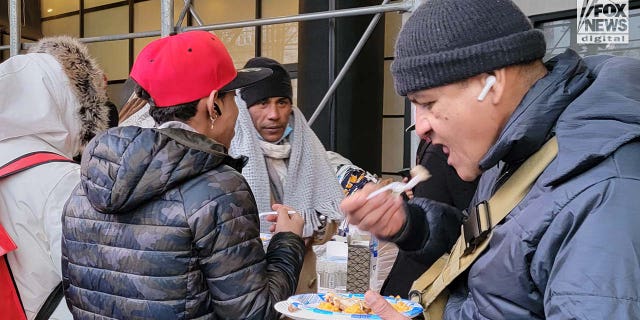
xmin=2 ymin=0 xmax=417 ymax=123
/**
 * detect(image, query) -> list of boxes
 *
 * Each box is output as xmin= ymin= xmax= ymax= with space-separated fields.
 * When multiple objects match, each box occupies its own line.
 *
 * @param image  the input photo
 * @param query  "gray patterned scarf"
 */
xmin=230 ymin=97 xmax=344 ymax=237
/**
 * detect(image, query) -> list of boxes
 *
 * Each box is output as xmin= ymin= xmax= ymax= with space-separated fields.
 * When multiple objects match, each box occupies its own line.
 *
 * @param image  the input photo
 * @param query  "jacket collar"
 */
xmin=157 ymin=128 xmax=247 ymax=172
xmin=478 ymin=50 xmax=593 ymax=173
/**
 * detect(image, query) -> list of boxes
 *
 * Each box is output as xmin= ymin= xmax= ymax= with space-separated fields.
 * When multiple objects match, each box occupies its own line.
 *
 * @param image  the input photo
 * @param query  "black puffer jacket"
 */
xmin=62 ymin=126 xmax=305 ymax=319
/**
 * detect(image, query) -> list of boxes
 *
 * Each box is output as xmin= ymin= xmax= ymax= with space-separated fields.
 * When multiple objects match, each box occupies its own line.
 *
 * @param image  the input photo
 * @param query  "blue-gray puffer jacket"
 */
xmin=61 ymin=126 xmax=305 ymax=319
xmin=393 ymin=49 xmax=640 ymax=319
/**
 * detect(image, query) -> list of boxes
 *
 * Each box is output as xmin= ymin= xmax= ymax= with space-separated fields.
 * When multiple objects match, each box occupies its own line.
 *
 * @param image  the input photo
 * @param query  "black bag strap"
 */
xmin=34 ymin=283 xmax=64 ymax=320
xmin=1 ymin=151 xmax=75 ymax=319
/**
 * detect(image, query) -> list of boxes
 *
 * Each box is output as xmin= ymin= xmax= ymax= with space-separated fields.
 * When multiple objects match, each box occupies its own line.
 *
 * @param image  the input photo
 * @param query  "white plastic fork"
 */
xmin=258 ymin=211 xmax=297 ymax=218
xmin=366 ymin=165 xmax=431 ymax=200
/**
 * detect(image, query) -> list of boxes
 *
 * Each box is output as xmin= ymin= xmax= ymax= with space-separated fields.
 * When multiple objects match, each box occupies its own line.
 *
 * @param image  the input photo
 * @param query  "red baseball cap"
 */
xmin=130 ymin=31 xmax=272 ymax=107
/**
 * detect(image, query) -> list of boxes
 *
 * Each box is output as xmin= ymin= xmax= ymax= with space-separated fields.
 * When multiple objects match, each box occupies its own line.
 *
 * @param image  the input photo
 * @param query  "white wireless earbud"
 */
xmin=476 ymin=75 xmax=496 ymax=101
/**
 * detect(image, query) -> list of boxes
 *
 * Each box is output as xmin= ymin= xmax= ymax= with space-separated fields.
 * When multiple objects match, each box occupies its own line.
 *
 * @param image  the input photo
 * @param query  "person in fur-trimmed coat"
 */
xmin=0 ymin=36 xmax=111 ymax=319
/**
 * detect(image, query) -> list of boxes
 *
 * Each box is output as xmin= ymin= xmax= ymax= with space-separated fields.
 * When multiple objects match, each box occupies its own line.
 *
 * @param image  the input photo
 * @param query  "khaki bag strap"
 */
xmin=409 ymin=137 xmax=558 ymax=319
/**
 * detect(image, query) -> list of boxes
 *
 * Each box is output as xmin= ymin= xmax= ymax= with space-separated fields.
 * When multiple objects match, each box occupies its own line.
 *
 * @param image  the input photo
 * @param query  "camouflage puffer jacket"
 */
xmin=61 ymin=126 xmax=305 ymax=319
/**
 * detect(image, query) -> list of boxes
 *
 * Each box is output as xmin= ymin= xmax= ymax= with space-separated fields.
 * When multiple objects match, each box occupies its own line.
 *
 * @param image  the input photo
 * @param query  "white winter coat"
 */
xmin=0 ymin=37 xmax=109 ymax=320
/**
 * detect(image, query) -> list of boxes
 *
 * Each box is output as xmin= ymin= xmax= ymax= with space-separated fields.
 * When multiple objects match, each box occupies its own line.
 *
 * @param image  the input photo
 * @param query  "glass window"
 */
xmin=384 ymin=12 xmax=402 ymax=58
xmin=193 ymin=0 xmax=256 ymax=68
xmin=383 ymin=60 xmax=404 ymax=116
xmin=260 ymin=22 xmax=298 ymax=64
xmin=381 ymin=118 xmax=405 ymax=172
xmin=261 ymin=0 xmax=298 ymax=64
xmin=133 ymin=0 xmax=192 ymax=29
xmin=215 ymin=28 xmax=256 ymax=68
xmin=2 ymin=34 xmax=9 ymax=61
xmin=41 ymin=0 xmax=79 ymax=18
xmin=85 ymin=6 xmax=130 ymax=80
xmin=537 ymin=8 xmax=640 ymax=60
xmin=42 ymin=15 xmax=80 ymax=37
xmin=132 ymin=1 xmax=159 ymax=60
xmin=85 ymin=0 xmax=122 ymax=9
xmin=193 ymin=0 xmax=255 ymax=23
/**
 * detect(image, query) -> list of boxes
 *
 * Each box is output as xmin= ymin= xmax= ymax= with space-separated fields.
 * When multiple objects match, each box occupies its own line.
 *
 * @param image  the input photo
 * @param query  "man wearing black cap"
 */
xmin=340 ymin=0 xmax=640 ymax=319
xmin=231 ymin=57 xmax=345 ymax=294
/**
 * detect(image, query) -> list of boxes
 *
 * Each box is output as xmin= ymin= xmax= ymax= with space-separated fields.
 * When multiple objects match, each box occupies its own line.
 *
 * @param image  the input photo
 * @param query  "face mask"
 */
xmin=283 ymin=125 xmax=293 ymax=138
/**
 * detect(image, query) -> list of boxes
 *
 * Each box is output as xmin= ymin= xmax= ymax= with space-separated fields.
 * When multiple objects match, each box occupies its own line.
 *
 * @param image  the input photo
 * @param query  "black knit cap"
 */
xmin=391 ymin=0 xmax=546 ymax=96
xmin=240 ymin=57 xmax=293 ymax=107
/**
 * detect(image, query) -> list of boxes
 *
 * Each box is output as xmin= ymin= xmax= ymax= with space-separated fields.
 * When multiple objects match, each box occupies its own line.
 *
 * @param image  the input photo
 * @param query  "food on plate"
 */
xmin=316 ymin=301 xmax=341 ymax=312
xmin=322 ymin=292 xmax=371 ymax=314
xmin=391 ymin=299 xmax=411 ymax=313
xmin=316 ymin=292 xmax=411 ymax=314
xmin=288 ymin=303 xmax=300 ymax=313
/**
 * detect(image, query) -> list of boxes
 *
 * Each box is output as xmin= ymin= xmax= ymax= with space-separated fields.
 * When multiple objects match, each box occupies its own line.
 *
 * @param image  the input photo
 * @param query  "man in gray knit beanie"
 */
xmin=341 ymin=0 xmax=640 ymax=319
xmin=391 ymin=0 xmax=546 ymax=96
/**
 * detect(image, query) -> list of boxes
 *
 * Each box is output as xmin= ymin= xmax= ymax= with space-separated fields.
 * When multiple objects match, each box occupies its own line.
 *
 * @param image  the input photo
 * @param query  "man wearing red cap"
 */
xmin=61 ymin=31 xmax=306 ymax=319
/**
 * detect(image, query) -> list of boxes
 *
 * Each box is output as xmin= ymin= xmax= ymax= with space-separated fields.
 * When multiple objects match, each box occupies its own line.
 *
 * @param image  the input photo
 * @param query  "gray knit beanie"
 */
xmin=391 ymin=0 xmax=546 ymax=96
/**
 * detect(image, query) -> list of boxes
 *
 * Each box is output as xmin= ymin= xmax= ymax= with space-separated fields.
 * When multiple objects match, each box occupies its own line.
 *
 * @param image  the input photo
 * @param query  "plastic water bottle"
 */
xmin=369 ymin=236 xmax=379 ymax=290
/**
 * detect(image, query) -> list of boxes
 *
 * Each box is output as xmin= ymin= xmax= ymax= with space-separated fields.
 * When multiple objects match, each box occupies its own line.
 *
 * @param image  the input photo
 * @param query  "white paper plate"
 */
xmin=274 ymin=293 xmax=423 ymax=320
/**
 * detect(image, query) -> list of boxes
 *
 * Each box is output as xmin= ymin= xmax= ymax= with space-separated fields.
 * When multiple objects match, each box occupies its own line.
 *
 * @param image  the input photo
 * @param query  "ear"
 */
xmin=490 ymin=68 xmax=507 ymax=105
xmin=206 ymin=89 xmax=219 ymax=117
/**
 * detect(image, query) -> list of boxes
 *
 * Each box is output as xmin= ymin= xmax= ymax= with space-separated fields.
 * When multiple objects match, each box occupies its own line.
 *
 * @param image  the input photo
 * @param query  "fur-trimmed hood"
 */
xmin=0 ymin=36 xmax=109 ymax=162
xmin=28 ymin=36 xmax=110 ymax=148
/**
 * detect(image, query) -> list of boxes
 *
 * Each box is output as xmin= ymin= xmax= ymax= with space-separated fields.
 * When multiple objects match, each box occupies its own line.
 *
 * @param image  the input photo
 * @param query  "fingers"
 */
xmin=276 ymin=206 xmax=291 ymax=221
xmin=340 ymin=183 xmax=377 ymax=213
xmin=340 ymin=182 xmax=407 ymax=238
xmin=358 ymin=193 xmax=398 ymax=231
xmin=365 ymin=291 xmax=408 ymax=320
xmin=267 ymin=204 xmax=296 ymax=222
xmin=272 ymin=203 xmax=295 ymax=212
xmin=269 ymin=204 xmax=304 ymax=237
xmin=405 ymin=189 xmax=414 ymax=200
xmin=342 ymin=184 xmax=389 ymax=226
xmin=290 ymin=211 xmax=304 ymax=224
xmin=371 ymin=196 xmax=405 ymax=237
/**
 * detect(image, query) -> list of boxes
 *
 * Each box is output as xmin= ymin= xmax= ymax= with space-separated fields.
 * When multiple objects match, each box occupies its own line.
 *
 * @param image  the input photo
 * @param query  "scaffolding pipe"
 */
xmin=175 ymin=0 xmax=192 ymax=29
xmin=328 ymin=0 xmax=336 ymax=147
xmin=9 ymin=0 xmax=21 ymax=56
xmin=183 ymin=1 xmax=412 ymax=32
xmin=161 ymin=0 xmax=174 ymax=36
xmin=308 ymin=0 xmax=390 ymax=126
xmin=0 ymin=0 xmax=413 ymax=51
xmin=17 ymin=31 xmax=163 ymax=49
xmin=189 ymin=4 xmax=205 ymax=26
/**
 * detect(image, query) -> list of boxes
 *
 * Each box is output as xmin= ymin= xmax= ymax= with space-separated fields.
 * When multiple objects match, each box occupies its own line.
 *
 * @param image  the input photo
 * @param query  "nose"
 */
xmin=414 ymin=113 xmax=432 ymax=141
xmin=266 ymin=102 xmax=279 ymax=120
